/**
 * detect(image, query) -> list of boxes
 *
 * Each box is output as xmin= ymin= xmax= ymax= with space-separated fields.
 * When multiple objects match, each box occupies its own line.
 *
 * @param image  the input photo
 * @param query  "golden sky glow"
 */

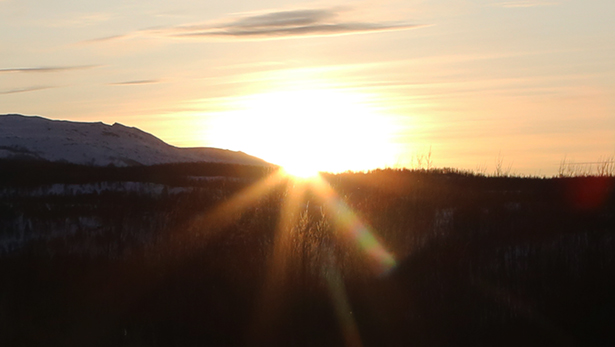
xmin=1 ymin=0 xmax=614 ymax=175
xmin=207 ymin=88 xmax=399 ymax=174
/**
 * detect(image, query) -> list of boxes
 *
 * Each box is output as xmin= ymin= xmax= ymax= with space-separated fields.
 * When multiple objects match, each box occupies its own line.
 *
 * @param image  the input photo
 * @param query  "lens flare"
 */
xmin=170 ymin=167 xmax=396 ymax=343
xmin=310 ymin=176 xmax=397 ymax=275
xmin=322 ymin=254 xmax=364 ymax=347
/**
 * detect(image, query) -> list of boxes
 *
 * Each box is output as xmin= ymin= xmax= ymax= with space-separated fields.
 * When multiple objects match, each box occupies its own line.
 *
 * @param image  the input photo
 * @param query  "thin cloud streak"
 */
xmin=0 ymin=65 xmax=98 ymax=74
xmin=78 ymin=34 xmax=128 ymax=44
xmin=0 ymin=86 xmax=54 ymax=95
xmin=109 ymin=79 xmax=161 ymax=86
xmin=78 ymin=25 xmax=173 ymax=44
xmin=177 ymin=23 xmax=420 ymax=38
xmin=166 ymin=8 xmax=423 ymax=40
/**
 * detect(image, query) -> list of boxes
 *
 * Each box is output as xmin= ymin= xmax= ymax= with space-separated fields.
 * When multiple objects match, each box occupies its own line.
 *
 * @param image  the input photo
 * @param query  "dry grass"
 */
xmin=558 ymin=155 xmax=615 ymax=177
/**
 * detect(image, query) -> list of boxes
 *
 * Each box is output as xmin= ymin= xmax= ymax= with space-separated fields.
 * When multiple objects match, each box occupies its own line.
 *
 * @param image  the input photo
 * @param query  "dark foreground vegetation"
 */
xmin=1 ymin=160 xmax=614 ymax=346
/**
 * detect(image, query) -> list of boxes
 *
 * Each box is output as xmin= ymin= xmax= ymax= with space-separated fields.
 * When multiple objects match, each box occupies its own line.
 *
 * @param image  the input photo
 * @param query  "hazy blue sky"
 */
xmin=1 ymin=0 xmax=614 ymax=175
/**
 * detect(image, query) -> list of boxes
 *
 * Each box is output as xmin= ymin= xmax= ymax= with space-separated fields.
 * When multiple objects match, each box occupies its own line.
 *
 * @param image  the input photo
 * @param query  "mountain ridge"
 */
xmin=0 ymin=114 xmax=269 ymax=167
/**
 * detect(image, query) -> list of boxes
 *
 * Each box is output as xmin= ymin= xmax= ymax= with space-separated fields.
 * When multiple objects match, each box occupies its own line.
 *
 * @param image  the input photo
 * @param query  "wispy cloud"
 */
xmin=109 ymin=79 xmax=161 ymax=86
xmin=77 ymin=25 xmax=169 ymax=44
xmin=0 ymin=86 xmax=54 ymax=95
xmin=493 ymin=1 xmax=559 ymax=8
xmin=163 ymin=8 xmax=422 ymax=40
xmin=0 ymin=65 xmax=98 ymax=73
xmin=78 ymin=34 xmax=128 ymax=44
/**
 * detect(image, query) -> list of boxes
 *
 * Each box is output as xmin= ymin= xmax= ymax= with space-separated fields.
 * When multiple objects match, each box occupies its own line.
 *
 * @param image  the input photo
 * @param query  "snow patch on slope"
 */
xmin=0 ymin=114 xmax=268 ymax=166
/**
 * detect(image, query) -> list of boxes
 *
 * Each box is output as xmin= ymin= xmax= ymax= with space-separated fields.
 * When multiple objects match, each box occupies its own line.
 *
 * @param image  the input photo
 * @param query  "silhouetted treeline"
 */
xmin=0 ymin=159 xmax=276 ymax=187
xmin=0 ymin=165 xmax=614 ymax=346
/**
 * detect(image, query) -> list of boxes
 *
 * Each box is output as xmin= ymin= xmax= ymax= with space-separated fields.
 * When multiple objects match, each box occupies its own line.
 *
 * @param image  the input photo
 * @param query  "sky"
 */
xmin=1 ymin=0 xmax=614 ymax=176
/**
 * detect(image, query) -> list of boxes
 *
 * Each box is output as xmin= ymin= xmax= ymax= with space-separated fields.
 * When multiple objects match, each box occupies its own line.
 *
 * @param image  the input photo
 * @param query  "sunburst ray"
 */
xmin=250 ymin=179 xmax=308 ymax=344
xmin=310 ymin=175 xmax=397 ymax=275
xmin=322 ymin=252 xmax=364 ymax=347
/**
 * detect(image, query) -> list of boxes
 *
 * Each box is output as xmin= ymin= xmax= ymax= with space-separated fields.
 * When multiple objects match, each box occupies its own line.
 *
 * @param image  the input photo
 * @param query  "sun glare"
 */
xmin=282 ymin=162 xmax=319 ymax=179
xmin=208 ymin=88 xmax=398 ymax=175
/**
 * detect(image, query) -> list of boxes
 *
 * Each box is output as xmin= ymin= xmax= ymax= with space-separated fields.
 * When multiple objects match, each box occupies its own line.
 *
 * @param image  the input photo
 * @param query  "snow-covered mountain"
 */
xmin=0 ymin=114 xmax=269 ymax=166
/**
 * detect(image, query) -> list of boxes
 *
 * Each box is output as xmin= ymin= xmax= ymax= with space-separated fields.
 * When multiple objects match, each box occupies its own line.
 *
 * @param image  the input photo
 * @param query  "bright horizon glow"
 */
xmin=208 ymin=88 xmax=399 ymax=174
xmin=282 ymin=163 xmax=320 ymax=179
xmin=1 ymin=1 xmax=613 ymax=176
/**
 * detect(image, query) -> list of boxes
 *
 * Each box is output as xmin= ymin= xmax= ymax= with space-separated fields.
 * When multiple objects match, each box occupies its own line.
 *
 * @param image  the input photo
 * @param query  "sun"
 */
xmin=208 ymin=88 xmax=398 ymax=176
xmin=282 ymin=162 xmax=319 ymax=179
